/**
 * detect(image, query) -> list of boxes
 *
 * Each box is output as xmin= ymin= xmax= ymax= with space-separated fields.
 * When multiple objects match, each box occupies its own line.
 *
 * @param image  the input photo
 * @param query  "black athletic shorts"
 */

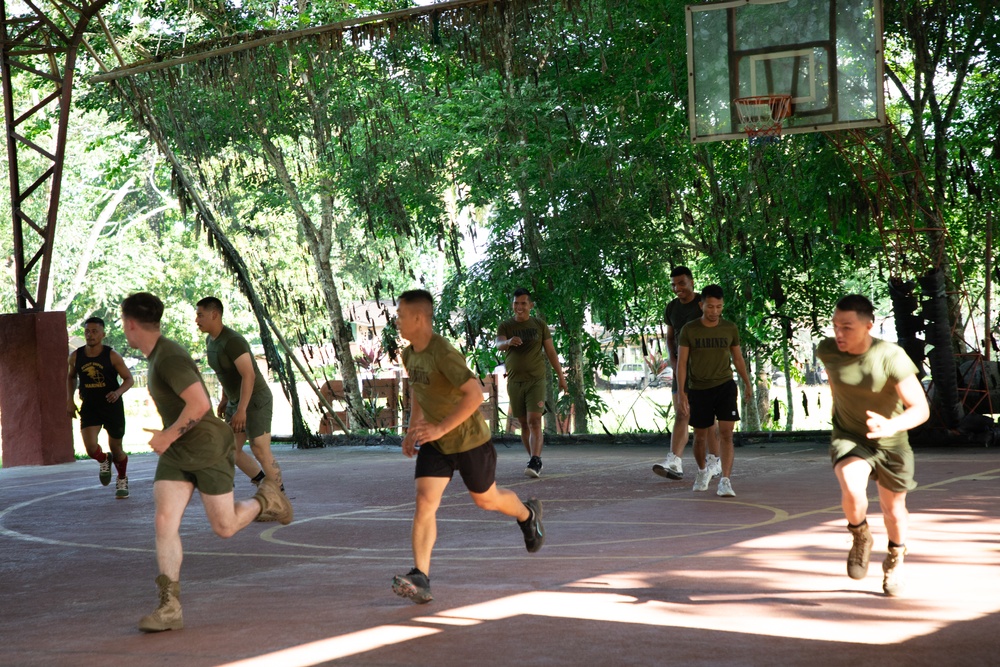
xmin=79 ymin=399 xmax=126 ymax=440
xmin=414 ymin=439 xmax=497 ymax=494
xmin=687 ymin=379 xmax=740 ymax=429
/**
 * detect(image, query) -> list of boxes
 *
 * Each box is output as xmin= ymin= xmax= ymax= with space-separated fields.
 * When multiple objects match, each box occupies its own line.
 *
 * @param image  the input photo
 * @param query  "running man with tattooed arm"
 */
xmin=121 ymin=292 xmax=292 ymax=633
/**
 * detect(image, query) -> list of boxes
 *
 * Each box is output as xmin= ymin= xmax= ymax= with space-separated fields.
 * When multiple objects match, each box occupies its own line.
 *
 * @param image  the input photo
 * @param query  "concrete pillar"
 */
xmin=0 ymin=311 xmax=74 ymax=467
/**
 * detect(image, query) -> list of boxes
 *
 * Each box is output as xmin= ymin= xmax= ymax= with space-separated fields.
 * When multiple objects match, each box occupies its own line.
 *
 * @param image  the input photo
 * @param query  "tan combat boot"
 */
xmin=846 ymin=521 xmax=873 ymax=580
xmin=138 ymin=574 xmax=183 ymax=632
xmin=254 ymin=478 xmax=294 ymax=525
xmin=882 ymin=545 xmax=908 ymax=596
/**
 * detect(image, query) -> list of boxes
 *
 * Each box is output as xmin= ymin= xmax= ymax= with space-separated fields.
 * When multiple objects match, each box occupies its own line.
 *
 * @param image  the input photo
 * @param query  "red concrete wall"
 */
xmin=0 ymin=311 xmax=75 ymax=467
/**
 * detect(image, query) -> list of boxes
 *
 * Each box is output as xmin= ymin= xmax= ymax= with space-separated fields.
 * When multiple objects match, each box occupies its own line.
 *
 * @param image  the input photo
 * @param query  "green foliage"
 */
xmin=556 ymin=382 xmax=607 ymax=425
xmin=4 ymin=0 xmax=996 ymax=434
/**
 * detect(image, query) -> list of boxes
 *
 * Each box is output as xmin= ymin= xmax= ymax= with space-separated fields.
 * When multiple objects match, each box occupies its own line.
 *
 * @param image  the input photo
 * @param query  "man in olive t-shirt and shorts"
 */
xmin=815 ymin=294 xmax=928 ymax=597
xmin=121 ymin=292 xmax=292 ymax=633
xmin=653 ymin=266 xmax=721 ymax=480
xmin=391 ymin=289 xmax=545 ymax=604
xmin=675 ymin=285 xmax=753 ymax=498
xmin=195 ymin=297 xmax=282 ymax=490
xmin=496 ymin=287 xmax=567 ymax=478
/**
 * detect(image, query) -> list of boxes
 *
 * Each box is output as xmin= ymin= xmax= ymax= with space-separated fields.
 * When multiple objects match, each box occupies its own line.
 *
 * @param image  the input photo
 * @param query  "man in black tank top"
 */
xmin=67 ymin=317 xmax=134 ymax=498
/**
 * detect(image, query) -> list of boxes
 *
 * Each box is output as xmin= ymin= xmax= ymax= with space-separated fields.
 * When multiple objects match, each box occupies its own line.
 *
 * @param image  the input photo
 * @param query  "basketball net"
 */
xmin=733 ymin=95 xmax=792 ymax=146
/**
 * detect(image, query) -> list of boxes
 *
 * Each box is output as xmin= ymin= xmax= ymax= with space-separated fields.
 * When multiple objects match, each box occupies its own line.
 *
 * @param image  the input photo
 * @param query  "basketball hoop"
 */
xmin=733 ymin=94 xmax=793 ymax=145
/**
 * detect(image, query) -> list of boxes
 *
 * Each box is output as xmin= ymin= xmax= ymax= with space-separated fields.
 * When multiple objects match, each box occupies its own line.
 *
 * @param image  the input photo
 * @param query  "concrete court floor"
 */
xmin=1 ymin=439 xmax=999 ymax=667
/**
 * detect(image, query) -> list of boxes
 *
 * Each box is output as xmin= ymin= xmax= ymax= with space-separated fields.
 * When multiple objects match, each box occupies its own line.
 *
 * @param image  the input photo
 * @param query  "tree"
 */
xmin=9 ymin=0 xmax=994 ymax=438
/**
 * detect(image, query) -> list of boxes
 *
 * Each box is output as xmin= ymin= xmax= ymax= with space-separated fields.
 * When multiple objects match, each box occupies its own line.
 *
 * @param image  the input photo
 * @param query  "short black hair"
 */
xmin=701 ymin=284 xmax=724 ymax=300
xmin=398 ymin=289 xmax=434 ymax=312
xmin=84 ymin=317 xmax=105 ymax=328
xmin=196 ymin=296 xmax=224 ymax=314
xmin=121 ymin=292 xmax=164 ymax=326
xmin=512 ymin=287 xmax=532 ymax=300
xmin=835 ymin=294 xmax=875 ymax=322
xmin=670 ymin=266 xmax=693 ymax=280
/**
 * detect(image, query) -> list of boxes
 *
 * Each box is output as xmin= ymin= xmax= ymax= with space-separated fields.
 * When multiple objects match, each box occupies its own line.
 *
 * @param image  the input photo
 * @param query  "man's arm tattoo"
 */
xmin=176 ymin=418 xmax=200 ymax=436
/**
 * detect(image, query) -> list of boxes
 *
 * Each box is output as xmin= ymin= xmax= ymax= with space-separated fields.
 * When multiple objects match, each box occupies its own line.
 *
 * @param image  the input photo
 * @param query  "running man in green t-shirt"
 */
xmin=195 ymin=297 xmax=282 ymax=490
xmin=496 ymin=287 xmax=567 ymax=478
xmin=815 ymin=294 xmax=928 ymax=597
xmin=121 ymin=292 xmax=292 ymax=633
xmin=391 ymin=289 xmax=544 ymax=605
xmin=675 ymin=284 xmax=752 ymax=497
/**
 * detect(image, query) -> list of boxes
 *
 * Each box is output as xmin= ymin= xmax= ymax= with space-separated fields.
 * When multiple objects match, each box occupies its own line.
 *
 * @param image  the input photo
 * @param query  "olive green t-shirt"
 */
xmin=677 ymin=318 xmax=741 ymax=390
xmin=402 ymin=334 xmax=491 ymax=455
xmin=664 ymin=295 xmax=702 ymax=358
xmin=815 ymin=337 xmax=919 ymax=447
xmin=148 ymin=336 xmax=234 ymax=470
xmin=497 ymin=316 xmax=552 ymax=381
xmin=206 ymin=326 xmax=271 ymax=403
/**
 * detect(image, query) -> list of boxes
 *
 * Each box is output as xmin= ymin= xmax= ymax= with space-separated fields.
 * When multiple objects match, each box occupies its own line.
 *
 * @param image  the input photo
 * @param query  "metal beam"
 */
xmin=1 ymin=0 xmax=111 ymax=311
xmin=89 ymin=0 xmax=501 ymax=84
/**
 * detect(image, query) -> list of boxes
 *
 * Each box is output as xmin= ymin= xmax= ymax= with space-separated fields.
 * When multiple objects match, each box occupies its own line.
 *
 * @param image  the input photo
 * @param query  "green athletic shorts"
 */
xmin=507 ymin=378 xmax=547 ymax=419
xmin=154 ymin=448 xmax=236 ymax=496
xmin=830 ymin=435 xmax=917 ymax=493
xmin=225 ymin=392 xmax=274 ymax=440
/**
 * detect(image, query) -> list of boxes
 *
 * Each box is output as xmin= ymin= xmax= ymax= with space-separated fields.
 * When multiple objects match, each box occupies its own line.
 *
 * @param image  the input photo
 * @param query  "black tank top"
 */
xmin=74 ymin=345 xmax=121 ymax=403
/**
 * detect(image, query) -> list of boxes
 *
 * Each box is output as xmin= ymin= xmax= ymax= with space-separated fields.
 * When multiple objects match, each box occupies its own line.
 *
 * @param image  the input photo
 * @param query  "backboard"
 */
xmin=686 ymin=0 xmax=885 ymax=143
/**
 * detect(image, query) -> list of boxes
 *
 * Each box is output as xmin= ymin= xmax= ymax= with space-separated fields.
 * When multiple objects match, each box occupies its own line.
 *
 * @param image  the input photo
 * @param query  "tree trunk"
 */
xmin=258 ymin=134 xmax=368 ymax=426
xmin=782 ymin=335 xmax=794 ymax=431
xmin=568 ymin=331 xmax=588 ymax=434
xmin=544 ymin=372 xmax=557 ymax=434
xmin=754 ymin=347 xmax=771 ymax=430
xmin=313 ymin=242 xmax=370 ymax=427
xmin=741 ymin=346 xmax=761 ymax=431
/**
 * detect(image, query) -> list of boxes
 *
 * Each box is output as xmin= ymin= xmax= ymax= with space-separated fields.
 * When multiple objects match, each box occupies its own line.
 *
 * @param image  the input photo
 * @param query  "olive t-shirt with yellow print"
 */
xmin=403 ymin=334 xmax=492 ymax=455
xmin=677 ymin=318 xmax=742 ymax=390
xmin=497 ymin=316 xmax=552 ymax=381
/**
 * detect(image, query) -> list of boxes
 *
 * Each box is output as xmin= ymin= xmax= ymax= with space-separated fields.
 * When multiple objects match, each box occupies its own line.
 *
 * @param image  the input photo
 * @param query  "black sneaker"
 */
xmin=524 ymin=456 xmax=543 ymax=478
xmin=518 ymin=498 xmax=545 ymax=553
xmin=392 ymin=568 xmax=433 ymax=604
